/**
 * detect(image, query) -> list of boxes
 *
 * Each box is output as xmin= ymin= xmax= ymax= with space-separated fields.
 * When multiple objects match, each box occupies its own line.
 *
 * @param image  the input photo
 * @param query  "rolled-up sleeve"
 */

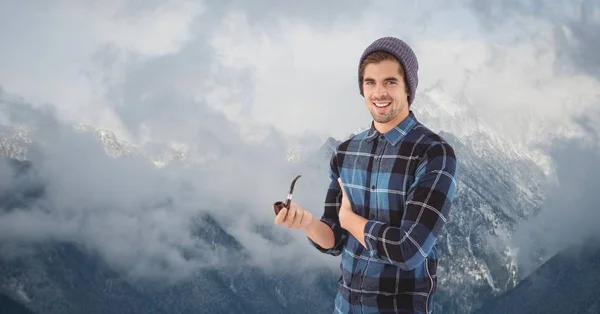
xmin=308 ymin=151 xmax=348 ymax=256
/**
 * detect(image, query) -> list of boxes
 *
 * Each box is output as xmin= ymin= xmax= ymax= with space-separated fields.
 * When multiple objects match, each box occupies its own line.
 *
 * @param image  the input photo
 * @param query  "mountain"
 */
xmin=0 ymin=293 xmax=36 ymax=314
xmin=0 ymin=125 xmax=30 ymax=161
xmin=472 ymin=241 xmax=600 ymax=314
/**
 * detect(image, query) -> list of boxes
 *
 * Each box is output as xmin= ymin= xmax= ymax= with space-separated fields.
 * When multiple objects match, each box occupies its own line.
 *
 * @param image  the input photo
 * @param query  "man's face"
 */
xmin=362 ymin=59 xmax=409 ymax=126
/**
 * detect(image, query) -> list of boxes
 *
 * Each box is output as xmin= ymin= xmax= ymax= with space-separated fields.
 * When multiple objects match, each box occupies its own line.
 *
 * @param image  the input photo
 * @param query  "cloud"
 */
xmin=0 ymin=91 xmax=335 ymax=282
xmin=3 ymin=0 xmax=598 ymax=146
xmin=0 ymin=0 xmax=494 ymax=142
xmin=0 ymin=0 xmax=206 ymax=139
xmin=508 ymin=106 xmax=600 ymax=277
xmin=467 ymin=0 xmax=600 ymax=77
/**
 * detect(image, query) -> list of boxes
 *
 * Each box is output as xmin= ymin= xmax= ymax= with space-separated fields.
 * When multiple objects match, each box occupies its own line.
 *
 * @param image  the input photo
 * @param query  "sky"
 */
xmin=0 ymin=0 xmax=599 ymax=283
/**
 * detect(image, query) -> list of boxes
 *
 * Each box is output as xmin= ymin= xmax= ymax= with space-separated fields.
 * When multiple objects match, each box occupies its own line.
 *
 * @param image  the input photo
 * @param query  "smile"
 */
xmin=373 ymin=102 xmax=391 ymax=108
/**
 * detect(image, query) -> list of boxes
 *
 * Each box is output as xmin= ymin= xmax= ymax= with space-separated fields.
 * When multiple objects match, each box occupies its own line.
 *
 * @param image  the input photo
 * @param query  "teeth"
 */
xmin=374 ymin=102 xmax=390 ymax=108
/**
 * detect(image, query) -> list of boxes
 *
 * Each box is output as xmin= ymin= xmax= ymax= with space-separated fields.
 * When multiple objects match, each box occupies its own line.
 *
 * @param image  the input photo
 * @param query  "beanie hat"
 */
xmin=358 ymin=37 xmax=419 ymax=104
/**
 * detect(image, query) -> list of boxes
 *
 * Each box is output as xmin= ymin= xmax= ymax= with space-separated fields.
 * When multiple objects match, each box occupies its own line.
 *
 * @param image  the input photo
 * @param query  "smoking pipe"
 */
xmin=273 ymin=174 xmax=302 ymax=215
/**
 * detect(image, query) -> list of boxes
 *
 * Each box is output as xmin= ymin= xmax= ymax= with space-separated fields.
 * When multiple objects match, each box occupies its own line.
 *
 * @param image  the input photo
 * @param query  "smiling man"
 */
xmin=274 ymin=37 xmax=458 ymax=313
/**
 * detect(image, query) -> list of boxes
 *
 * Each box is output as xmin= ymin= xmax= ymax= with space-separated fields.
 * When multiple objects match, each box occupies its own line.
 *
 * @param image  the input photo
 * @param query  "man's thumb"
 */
xmin=337 ymin=178 xmax=345 ymax=194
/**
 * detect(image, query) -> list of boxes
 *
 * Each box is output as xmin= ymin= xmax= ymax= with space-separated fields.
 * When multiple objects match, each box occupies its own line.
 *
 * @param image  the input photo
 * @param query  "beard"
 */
xmin=368 ymin=98 xmax=404 ymax=124
xmin=371 ymin=107 xmax=398 ymax=123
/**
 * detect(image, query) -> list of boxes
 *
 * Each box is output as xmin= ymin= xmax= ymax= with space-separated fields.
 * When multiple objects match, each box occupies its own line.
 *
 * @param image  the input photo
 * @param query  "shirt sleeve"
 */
xmin=363 ymin=141 xmax=458 ymax=270
xmin=307 ymin=150 xmax=348 ymax=256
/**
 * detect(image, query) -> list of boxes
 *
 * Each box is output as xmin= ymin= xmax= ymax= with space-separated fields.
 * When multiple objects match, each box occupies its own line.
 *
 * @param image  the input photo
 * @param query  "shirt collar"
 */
xmin=365 ymin=110 xmax=418 ymax=146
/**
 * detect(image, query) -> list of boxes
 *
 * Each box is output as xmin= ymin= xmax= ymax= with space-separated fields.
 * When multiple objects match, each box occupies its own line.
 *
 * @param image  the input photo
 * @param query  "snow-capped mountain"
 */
xmin=417 ymin=86 xmax=556 ymax=178
xmin=12 ymin=122 xmax=198 ymax=168
xmin=0 ymin=125 xmax=31 ymax=161
xmin=1 ymin=121 xmax=319 ymax=171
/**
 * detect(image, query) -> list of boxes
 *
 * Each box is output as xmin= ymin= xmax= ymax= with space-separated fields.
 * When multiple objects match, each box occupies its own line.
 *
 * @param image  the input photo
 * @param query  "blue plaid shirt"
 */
xmin=309 ymin=111 xmax=458 ymax=314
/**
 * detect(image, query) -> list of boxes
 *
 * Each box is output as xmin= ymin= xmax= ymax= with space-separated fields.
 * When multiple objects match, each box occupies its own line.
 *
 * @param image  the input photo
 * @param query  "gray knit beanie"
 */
xmin=358 ymin=37 xmax=419 ymax=104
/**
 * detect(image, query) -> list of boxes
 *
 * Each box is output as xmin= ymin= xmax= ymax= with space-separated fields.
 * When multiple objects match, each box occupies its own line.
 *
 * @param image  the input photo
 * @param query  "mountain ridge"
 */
xmin=473 ymin=239 xmax=600 ymax=314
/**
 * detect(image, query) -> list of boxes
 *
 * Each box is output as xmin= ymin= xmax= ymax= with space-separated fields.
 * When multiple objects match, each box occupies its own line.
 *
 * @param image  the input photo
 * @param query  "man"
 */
xmin=274 ymin=36 xmax=458 ymax=314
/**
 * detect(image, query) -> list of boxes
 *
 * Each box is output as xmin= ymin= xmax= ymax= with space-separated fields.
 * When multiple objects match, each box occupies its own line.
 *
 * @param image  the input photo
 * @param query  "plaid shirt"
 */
xmin=309 ymin=111 xmax=458 ymax=314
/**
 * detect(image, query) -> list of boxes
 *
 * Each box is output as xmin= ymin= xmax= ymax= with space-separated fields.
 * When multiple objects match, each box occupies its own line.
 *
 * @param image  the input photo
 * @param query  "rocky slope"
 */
xmin=0 ymin=293 xmax=35 ymax=314
xmin=472 ymin=241 xmax=600 ymax=314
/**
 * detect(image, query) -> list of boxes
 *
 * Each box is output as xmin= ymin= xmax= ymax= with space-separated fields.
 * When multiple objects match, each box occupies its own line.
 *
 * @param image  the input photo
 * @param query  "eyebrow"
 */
xmin=364 ymin=77 xmax=400 ymax=82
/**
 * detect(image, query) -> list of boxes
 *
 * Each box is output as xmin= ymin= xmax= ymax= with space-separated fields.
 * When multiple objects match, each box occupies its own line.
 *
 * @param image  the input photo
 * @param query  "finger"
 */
xmin=285 ymin=206 xmax=297 ymax=228
xmin=291 ymin=209 xmax=304 ymax=229
xmin=274 ymin=207 xmax=288 ymax=225
xmin=298 ymin=212 xmax=305 ymax=228
xmin=300 ymin=212 xmax=312 ymax=228
xmin=337 ymin=178 xmax=347 ymax=198
xmin=338 ymin=178 xmax=349 ymax=201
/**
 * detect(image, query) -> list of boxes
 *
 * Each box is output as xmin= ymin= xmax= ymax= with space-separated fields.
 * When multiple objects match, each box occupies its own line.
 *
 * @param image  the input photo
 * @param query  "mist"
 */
xmin=509 ymin=107 xmax=600 ymax=277
xmin=0 ymin=94 xmax=333 ymax=282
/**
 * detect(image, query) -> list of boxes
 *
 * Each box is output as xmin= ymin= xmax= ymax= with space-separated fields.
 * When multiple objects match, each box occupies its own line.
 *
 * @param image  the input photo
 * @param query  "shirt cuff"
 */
xmin=364 ymin=220 xmax=385 ymax=256
xmin=307 ymin=218 xmax=347 ymax=255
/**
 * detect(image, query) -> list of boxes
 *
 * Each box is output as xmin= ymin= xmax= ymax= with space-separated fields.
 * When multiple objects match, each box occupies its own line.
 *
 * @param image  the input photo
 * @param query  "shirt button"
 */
xmin=369 ymin=213 xmax=375 ymax=219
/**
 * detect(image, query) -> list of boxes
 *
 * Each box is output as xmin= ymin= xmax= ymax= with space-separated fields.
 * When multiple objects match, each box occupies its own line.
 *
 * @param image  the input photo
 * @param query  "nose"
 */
xmin=374 ymin=84 xmax=387 ymax=98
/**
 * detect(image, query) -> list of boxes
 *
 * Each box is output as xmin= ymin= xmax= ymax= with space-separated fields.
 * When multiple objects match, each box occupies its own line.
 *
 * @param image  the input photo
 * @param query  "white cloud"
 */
xmin=79 ymin=0 xmax=205 ymax=57
xmin=413 ymin=16 xmax=599 ymax=152
xmin=0 ymin=0 xmax=205 ymax=142
xmin=206 ymin=11 xmax=379 ymax=140
xmin=0 ymin=97 xmax=335 ymax=280
xmin=508 ymin=107 xmax=600 ymax=277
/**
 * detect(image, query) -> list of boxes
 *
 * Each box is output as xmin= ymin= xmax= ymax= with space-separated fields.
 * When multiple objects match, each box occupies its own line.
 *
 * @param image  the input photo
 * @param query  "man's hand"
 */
xmin=273 ymin=202 xmax=314 ymax=230
xmin=337 ymin=178 xmax=368 ymax=248
xmin=337 ymin=178 xmax=355 ymax=226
